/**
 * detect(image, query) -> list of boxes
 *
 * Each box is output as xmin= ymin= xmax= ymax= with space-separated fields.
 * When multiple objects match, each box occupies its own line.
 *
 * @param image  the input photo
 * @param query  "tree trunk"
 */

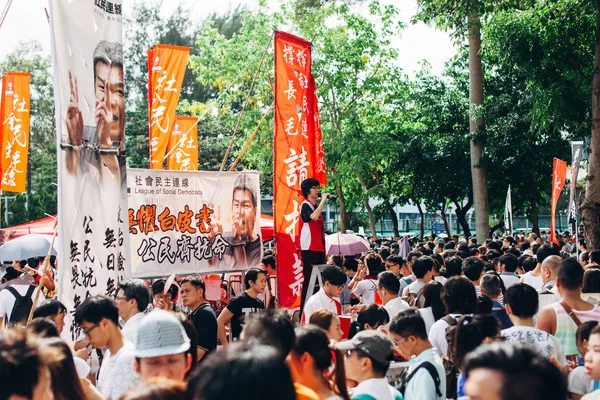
xmin=386 ymin=201 xmax=400 ymax=238
xmin=468 ymin=11 xmax=490 ymax=244
xmin=335 ymin=182 xmax=348 ymax=233
xmin=490 ymin=217 xmax=504 ymax=236
xmin=357 ymin=174 xmax=378 ymax=239
xmin=440 ymin=203 xmax=451 ymax=236
xmin=530 ymin=189 xmax=540 ymax=236
xmin=582 ymin=0 xmax=600 ymax=251
xmin=414 ymin=197 xmax=425 ymax=239
xmin=454 ymin=199 xmax=472 ymax=238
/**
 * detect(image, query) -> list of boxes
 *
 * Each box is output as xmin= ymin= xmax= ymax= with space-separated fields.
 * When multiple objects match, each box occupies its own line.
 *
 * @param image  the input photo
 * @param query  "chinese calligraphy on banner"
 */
xmin=50 ymin=0 xmax=129 ymax=341
xmin=128 ymin=169 xmax=263 ymax=278
xmin=550 ymin=158 xmax=567 ymax=245
xmin=148 ymin=45 xmax=189 ymax=169
xmin=274 ymin=31 xmax=326 ymax=308
xmin=0 ymin=72 xmax=30 ymax=192
xmin=167 ymin=116 xmax=198 ymax=171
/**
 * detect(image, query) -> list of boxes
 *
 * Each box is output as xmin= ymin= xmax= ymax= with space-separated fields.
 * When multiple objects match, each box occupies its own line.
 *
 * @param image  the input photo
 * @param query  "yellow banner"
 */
xmin=167 ymin=116 xmax=198 ymax=171
xmin=1 ymin=72 xmax=30 ymax=192
xmin=148 ymin=44 xmax=189 ymax=170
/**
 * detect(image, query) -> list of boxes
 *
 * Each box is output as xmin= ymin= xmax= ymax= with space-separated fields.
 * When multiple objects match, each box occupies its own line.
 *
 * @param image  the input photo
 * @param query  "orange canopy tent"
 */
xmin=0 ymin=214 xmax=275 ymax=242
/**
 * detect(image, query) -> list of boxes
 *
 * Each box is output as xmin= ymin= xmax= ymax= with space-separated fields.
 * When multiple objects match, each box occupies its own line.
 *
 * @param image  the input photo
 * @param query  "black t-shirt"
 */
xmin=226 ymin=292 xmax=264 ymax=340
xmin=301 ymin=202 xmax=313 ymax=223
xmin=189 ymin=302 xmax=218 ymax=354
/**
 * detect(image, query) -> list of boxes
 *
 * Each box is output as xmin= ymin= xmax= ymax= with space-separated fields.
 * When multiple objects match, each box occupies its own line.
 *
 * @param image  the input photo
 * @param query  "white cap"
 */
xmin=134 ymin=310 xmax=190 ymax=358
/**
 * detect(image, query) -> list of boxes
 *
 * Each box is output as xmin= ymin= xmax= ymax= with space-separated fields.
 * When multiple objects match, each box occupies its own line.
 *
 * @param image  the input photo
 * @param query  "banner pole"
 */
xmin=27 ymin=220 xmax=58 ymax=324
xmin=228 ymin=102 xmax=274 ymax=171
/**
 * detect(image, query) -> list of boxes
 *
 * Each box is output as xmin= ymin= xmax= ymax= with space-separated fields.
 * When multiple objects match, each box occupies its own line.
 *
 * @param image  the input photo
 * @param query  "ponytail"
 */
xmin=328 ymin=347 xmax=351 ymax=400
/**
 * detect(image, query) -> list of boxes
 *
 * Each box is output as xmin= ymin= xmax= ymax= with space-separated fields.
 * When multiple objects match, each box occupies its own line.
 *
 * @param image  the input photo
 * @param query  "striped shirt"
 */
xmin=551 ymin=302 xmax=600 ymax=355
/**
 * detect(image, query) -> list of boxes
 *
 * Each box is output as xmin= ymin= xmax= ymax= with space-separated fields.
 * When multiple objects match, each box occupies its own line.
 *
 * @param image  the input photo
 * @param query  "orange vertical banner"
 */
xmin=166 ymin=116 xmax=198 ymax=171
xmin=550 ymin=158 xmax=567 ymax=245
xmin=274 ymin=31 xmax=315 ymax=308
xmin=148 ymin=44 xmax=189 ymax=170
xmin=1 ymin=72 xmax=30 ymax=192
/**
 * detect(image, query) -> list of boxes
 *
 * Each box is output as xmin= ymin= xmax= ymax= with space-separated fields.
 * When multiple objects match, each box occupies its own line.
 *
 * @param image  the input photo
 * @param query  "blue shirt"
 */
xmin=404 ymin=348 xmax=446 ymax=400
xmin=492 ymin=300 xmax=513 ymax=330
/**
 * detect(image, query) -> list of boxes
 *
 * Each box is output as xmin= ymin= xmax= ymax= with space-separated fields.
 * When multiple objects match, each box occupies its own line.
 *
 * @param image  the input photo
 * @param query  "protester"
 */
xmin=302 ymin=266 xmax=346 ymax=323
xmin=133 ymin=310 xmax=192 ymax=383
xmin=498 ymin=253 xmax=519 ymax=289
xmin=583 ymin=268 xmax=600 ymax=296
xmin=336 ymin=330 xmax=402 ymax=400
xmin=480 ymin=273 xmax=512 ymax=329
xmin=582 ymin=325 xmax=600 ymax=399
xmin=75 ymin=295 xmax=141 ymax=399
xmin=120 ymin=378 xmax=186 ymax=400
xmin=341 ymin=257 xmax=360 ymax=306
xmin=351 ymin=253 xmax=384 ymax=305
xmin=288 ymin=325 xmax=350 ymax=400
xmin=429 ymin=277 xmax=477 ymax=357
xmin=377 ymin=271 xmax=409 ymax=320
xmin=520 ymin=244 xmax=560 ymax=290
xmin=43 ymin=337 xmax=93 ymax=400
xmin=217 ymin=267 xmax=266 ymax=345
xmin=116 ymin=279 xmax=150 ymax=344
xmin=389 ymin=309 xmax=445 ymax=400
xmin=540 ymin=255 xmax=562 ymax=294
xmin=175 ymin=313 xmax=199 ymax=379
xmin=420 ymin=281 xmax=445 ymax=333
xmin=180 ymin=277 xmax=217 ymax=359
xmin=502 ymin=284 xmax=567 ymax=365
xmin=444 ymin=256 xmax=463 ymax=279
xmin=299 ymin=178 xmax=329 ymax=313
xmin=568 ymin=321 xmax=599 ymax=400
xmin=149 ymin=279 xmax=182 ymax=313
xmin=186 ymin=342 xmax=297 ymax=400
xmin=537 ymin=257 xmax=600 ymax=355
xmin=0 ymin=266 xmax=44 ymax=326
xmin=402 ymin=256 xmax=435 ymax=307
xmin=463 ymin=342 xmax=567 ymax=400
xmin=309 ymin=309 xmax=344 ymax=342
xmin=348 ymin=304 xmax=390 ymax=339
xmin=0 ymin=328 xmax=58 ymax=400
xmin=32 ymin=299 xmax=66 ymax=334
xmin=462 ymin=256 xmax=486 ymax=296
xmin=28 ymin=317 xmax=60 ymax=338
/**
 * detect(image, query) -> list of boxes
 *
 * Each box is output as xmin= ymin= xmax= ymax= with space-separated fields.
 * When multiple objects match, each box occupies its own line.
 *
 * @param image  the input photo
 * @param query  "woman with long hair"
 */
xmin=348 ymin=304 xmax=389 ymax=339
xmin=420 ymin=280 xmax=445 ymax=332
xmin=287 ymin=326 xmax=350 ymax=400
xmin=309 ymin=309 xmax=344 ymax=342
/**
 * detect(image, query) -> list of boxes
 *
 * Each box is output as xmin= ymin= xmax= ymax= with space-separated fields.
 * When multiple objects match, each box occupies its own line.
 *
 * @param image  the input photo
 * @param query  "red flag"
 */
xmin=310 ymin=75 xmax=326 ymax=185
xmin=148 ymin=45 xmax=190 ymax=169
xmin=550 ymin=158 xmax=567 ymax=245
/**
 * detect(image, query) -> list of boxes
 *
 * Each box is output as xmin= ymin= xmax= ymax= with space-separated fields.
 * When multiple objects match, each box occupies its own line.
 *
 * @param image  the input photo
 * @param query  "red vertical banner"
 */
xmin=274 ymin=31 xmax=315 ymax=308
xmin=166 ymin=116 xmax=198 ymax=171
xmin=1 ymin=72 xmax=30 ymax=192
xmin=148 ymin=44 xmax=190 ymax=169
xmin=310 ymin=75 xmax=326 ymax=185
xmin=550 ymin=158 xmax=567 ymax=245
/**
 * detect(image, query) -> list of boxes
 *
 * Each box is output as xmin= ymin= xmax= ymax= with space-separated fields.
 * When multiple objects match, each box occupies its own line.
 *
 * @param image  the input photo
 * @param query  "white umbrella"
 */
xmin=325 ymin=233 xmax=371 ymax=256
xmin=399 ymin=235 xmax=411 ymax=258
xmin=0 ymin=234 xmax=58 ymax=261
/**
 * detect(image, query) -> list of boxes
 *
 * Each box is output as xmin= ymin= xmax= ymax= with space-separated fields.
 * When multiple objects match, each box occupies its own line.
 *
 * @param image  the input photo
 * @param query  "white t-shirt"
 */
xmin=501 ymin=326 xmax=567 ymax=365
xmin=353 ymin=278 xmax=378 ymax=305
xmin=419 ymin=307 xmax=436 ymax=334
xmin=302 ymin=288 xmax=341 ymax=324
xmin=522 ymin=271 xmax=544 ymax=291
xmin=384 ymin=297 xmax=410 ymax=320
xmin=429 ymin=314 xmax=465 ymax=357
xmin=0 ymin=283 xmax=44 ymax=322
xmin=97 ymin=341 xmax=140 ymax=400
xmin=500 ymin=272 xmax=520 ymax=289
xmin=568 ymin=366 xmax=594 ymax=396
xmin=121 ymin=312 xmax=144 ymax=345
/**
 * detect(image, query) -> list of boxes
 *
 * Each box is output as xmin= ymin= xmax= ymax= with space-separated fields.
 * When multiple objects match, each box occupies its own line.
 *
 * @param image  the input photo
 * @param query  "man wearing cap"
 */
xmin=134 ymin=309 xmax=193 ymax=383
xmin=336 ymin=330 xmax=402 ymax=400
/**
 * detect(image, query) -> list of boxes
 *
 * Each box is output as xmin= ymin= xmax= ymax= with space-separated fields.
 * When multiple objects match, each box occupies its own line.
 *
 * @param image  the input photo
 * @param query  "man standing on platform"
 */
xmin=299 ymin=178 xmax=330 ymax=313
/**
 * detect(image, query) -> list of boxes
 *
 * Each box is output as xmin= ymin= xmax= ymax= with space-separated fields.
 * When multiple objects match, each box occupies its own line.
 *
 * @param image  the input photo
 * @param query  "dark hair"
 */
xmin=242 ymin=309 xmax=295 ymax=356
xmin=577 ymin=321 xmax=599 ymax=345
xmin=175 ymin=313 xmax=198 ymax=379
xmin=181 ymin=277 xmax=206 ymax=296
xmin=442 ymin=277 xmax=477 ymax=314
xmin=506 ymin=247 xmax=521 ymax=258
xmin=389 ymin=308 xmax=428 ymax=340
xmin=245 ymin=268 xmax=267 ymax=287
xmin=581 ymin=252 xmax=590 ymax=263
xmin=300 ymin=178 xmax=320 ymax=199
xmin=537 ymin=244 xmax=561 ymax=264
xmin=504 ymin=236 xmax=516 ymax=245
xmin=589 ymin=250 xmax=600 ymax=264
xmin=463 ymin=343 xmax=567 ymax=400
xmin=186 ymin=342 xmax=296 ymax=400
xmin=342 ymin=256 xmax=359 ymax=272
xmin=583 ymin=268 xmax=600 ymax=293
xmin=120 ymin=379 xmax=186 ymax=400
xmin=503 ymin=284 xmax=538 ymax=318
xmin=348 ymin=304 xmax=390 ymax=339
xmin=261 ymin=255 xmax=276 ymax=271
xmin=353 ymin=347 xmax=391 ymax=377
xmin=322 ymin=266 xmax=348 ymax=286
xmin=387 ymin=255 xmax=404 ymax=267
xmin=364 ymin=254 xmax=383 ymax=275
xmin=292 ymin=326 xmax=350 ymax=400
xmin=462 ymin=256 xmax=485 ymax=282
xmin=522 ymin=256 xmax=537 ymax=272
xmin=0 ymin=329 xmax=60 ymax=399
xmin=379 ymin=247 xmax=391 ymax=262
xmin=499 ymin=254 xmax=518 ymax=273
xmin=151 ymin=279 xmax=178 ymax=298
xmin=412 ymin=256 xmax=435 ymax=279
xmin=454 ymin=314 xmax=500 ymax=368
xmin=378 ymin=271 xmax=400 ymax=295
xmin=423 ymin=281 xmax=445 ymax=321
xmin=118 ymin=279 xmax=150 ymax=312
xmin=74 ymin=295 xmax=119 ymax=325
xmin=476 ymin=295 xmax=493 ymax=314
xmin=309 ymin=309 xmax=337 ymax=331
xmin=407 ymin=251 xmax=422 ymax=264
xmin=557 ymin=257 xmax=584 ymax=291
xmin=232 ymin=173 xmax=258 ymax=208
xmin=44 ymin=338 xmax=87 ymax=400
xmin=445 ymin=256 xmax=463 ymax=277
xmin=27 ymin=318 xmax=60 ymax=338
xmin=480 ymin=273 xmax=502 ymax=299
xmin=33 ymin=299 xmax=66 ymax=319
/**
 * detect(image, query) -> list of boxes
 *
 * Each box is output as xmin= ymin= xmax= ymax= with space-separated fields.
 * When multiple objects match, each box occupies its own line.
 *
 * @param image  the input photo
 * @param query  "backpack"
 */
xmin=442 ymin=315 xmax=459 ymax=399
xmin=5 ymin=286 xmax=36 ymax=326
xmin=399 ymin=361 xmax=443 ymax=397
xmin=402 ymin=286 xmax=425 ymax=308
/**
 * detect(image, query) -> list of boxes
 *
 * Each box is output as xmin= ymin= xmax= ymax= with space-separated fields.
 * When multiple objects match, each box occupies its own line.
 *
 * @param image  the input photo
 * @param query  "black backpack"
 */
xmin=442 ymin=315 xmax=459 ymax=399
xmin=6 ymin=286 xmax=35 ymax=325
xmin=399 ymin=361 xmax=443 ymax=397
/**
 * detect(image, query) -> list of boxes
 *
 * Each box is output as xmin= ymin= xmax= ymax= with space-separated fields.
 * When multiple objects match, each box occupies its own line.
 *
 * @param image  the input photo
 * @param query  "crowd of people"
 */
xmin=1 ymin=231 xmax=600 ymax=399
